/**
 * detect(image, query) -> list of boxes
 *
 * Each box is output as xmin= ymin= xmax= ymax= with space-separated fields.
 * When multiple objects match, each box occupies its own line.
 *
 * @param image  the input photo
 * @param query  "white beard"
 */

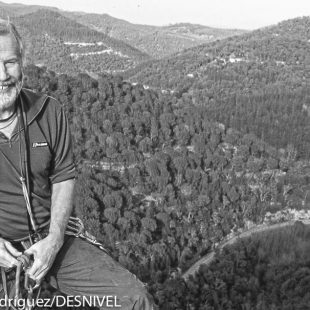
xmin=0 ymin=80 xmax=23 ymax=112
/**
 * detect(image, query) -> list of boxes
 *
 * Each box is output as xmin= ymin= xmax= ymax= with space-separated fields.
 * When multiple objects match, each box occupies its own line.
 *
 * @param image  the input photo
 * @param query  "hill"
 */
xmin=23 ymin=65 xmax=310 ymax=308
xmin=124 ymin=16 xmax=310 ymax=159
xmin=0 ymin=1 xmax=246 ymax=59
xmin=165 ymin=222 xmax=310 ymax=309
xmin=8 ymin=9 xmax=151 ymax=75
xmin=0 ymin=0 xmax=59 ymax=17
xmin=63 ymin=12 xmax=247 ymax=58
xmin=0 ymin=1 xmax=151 ymax=72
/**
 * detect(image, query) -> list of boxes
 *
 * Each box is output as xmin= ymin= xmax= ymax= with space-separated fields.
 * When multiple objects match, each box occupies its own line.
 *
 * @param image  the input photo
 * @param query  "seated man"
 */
xmin=0 ymin=19 xmax=155 ymax=309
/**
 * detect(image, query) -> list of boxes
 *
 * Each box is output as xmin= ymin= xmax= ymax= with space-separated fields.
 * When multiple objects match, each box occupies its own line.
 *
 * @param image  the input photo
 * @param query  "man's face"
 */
xmin=0 ymin=34 xmax=23 ymax=113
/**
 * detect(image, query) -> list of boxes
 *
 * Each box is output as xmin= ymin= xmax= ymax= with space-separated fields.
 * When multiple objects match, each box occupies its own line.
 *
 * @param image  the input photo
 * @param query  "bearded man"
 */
xmin=0 ymin=20 xmax=155 ymax=310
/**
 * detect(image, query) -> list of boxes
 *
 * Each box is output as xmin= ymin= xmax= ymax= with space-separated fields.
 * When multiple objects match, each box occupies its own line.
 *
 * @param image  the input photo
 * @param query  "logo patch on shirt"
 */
xmin=32 ymin=142 xmax=48 ymax=148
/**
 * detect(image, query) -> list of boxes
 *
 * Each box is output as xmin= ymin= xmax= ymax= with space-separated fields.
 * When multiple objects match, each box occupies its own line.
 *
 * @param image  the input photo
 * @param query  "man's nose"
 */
xmin=0 ymin=62 xmax=8 ymax=81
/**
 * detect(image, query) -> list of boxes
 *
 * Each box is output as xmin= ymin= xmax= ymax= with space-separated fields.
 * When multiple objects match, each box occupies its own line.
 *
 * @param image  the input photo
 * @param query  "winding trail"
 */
xmin=182 ymin=219 xmax=310 ymax=280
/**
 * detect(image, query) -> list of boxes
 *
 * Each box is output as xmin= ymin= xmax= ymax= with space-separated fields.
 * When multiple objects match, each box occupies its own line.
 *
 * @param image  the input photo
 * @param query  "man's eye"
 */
xmin=5 ymin=60 xmax=18 ymax=65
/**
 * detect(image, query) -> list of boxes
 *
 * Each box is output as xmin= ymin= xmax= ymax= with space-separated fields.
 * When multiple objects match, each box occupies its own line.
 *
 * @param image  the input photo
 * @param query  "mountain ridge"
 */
xmin=0 ymin=1 xmax=246 ymax=59
xmin=63 ymin=11 xmax=247 ymax=58
xmin=0 ymin=0 xmax=59 ymax=16
xmin=10 ymin=9 xmax=151 ymax=75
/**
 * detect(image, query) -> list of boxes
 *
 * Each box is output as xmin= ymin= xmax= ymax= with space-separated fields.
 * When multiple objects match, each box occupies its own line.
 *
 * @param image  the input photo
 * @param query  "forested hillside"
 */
xmin=23 ymin=65 xmax=310 ymax=308
xmin=2 ymin=2 xmax=308 ymax=306
xmin=8 ymin=9 xmax=151 ymax=75
xmin=63 ymin=12 xmax=246 ymax=58
xmin=125 ymin=17 xmax=310 ymax=159
xmin=160 ymin=222 xmax=310 ymax=309
xmin=0 ymin=0 xmax=59 ymax=16
xmin=0 ymin=1 xmax=245 ymax=64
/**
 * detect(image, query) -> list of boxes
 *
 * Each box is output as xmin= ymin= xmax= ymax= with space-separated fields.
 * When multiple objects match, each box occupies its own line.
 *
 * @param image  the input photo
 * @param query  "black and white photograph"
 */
xmin=0 ymin=0 xmax=310 ymax=309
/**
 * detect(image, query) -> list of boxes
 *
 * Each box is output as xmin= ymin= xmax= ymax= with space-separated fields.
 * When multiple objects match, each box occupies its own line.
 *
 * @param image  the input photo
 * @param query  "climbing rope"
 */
xmin=1 ymin=253 xmax=41 ymax=310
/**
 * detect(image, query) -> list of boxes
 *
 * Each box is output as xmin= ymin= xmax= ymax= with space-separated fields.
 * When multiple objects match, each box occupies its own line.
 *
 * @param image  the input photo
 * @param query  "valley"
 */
xmin=1 ymin=1 xmax=309 ymax=308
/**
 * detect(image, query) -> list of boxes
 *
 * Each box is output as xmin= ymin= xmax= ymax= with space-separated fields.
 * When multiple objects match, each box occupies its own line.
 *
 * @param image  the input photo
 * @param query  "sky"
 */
xmin=2 ymin=0 xmax=310 ymax=29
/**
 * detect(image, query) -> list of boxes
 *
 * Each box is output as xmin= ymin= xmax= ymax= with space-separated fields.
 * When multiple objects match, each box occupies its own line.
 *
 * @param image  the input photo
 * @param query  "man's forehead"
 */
xmin=0 ymin=34 xmax=21 ymax=58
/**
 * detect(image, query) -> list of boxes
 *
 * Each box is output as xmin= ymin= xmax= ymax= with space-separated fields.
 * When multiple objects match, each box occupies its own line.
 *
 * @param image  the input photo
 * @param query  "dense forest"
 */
xmin=2 ymin=2 xmax=309 ymax=306
xmin=125 ymin=17 xmax=310 ymax=160
xmin=156 ymin=222 xmax=310 ymax=309
xmin=23 ymin=64 xmax=310 ymax=309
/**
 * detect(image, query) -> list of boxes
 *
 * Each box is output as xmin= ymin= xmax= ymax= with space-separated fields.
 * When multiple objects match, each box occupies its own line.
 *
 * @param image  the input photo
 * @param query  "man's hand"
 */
xmin=24 ymin=234 xmax=64 ymax=282
xmin=0 ymin=238 xmax=22 ymax=268
xmin=24 ymin=179 xmax=74 ymax=282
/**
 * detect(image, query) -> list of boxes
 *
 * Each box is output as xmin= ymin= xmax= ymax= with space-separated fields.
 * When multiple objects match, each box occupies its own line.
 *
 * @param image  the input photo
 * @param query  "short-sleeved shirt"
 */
xmin=0 ymin=89 xmax=76 ymax=240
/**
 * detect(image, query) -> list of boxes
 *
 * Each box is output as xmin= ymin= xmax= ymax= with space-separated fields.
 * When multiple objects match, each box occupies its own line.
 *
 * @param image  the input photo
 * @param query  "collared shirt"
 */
xmin=0 ymin=89 xmax=76 ymax=240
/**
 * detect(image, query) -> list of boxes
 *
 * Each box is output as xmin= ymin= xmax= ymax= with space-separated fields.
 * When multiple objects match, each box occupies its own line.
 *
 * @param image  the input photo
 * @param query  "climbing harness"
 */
xmin=0 ymin=94 xmax=110 ymax=309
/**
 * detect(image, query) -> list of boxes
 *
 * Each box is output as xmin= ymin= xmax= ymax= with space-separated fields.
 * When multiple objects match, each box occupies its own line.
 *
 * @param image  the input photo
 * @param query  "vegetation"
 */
xmin=0 ymin=1 xmax=246 ymax=59
xmin=125 ymin=17 xmax=310 ymax=159
xmin=161 ymin=222 xmax=310 ymax=309
xmin=23 ymin=64 xmax=310 ymax=308
xmin=1 ymin=2 xmax=309 ymax=306
xmin=63 ymin=12 xmax=247 ymax=58
xmin=8 ymin=9 xmax=150 ymax=75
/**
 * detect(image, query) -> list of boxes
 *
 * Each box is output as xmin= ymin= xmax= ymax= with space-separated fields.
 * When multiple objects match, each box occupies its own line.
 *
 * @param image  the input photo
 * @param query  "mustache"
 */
xmin=0 ymin=80 xmax=20 ymax=86
xmin=0 ymin=80 xmax=22 ymax=88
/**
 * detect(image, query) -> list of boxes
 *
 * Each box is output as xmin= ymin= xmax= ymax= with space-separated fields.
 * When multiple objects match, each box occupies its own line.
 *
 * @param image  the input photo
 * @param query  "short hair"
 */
xmin=0 ymin=18 xmax=24 ymax=65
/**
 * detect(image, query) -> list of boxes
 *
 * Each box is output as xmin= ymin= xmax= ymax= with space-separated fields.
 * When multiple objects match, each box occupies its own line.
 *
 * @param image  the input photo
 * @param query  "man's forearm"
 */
xmin=49 ymin=179 xmax=75 ymax=242
xmin=24 ymin=179 xmax=75 ymax=281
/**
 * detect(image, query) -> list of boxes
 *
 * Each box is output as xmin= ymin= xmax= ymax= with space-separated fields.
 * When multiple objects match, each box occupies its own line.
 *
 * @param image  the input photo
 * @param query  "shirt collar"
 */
xmin=18 ymin=88 xmax=49 ymax=126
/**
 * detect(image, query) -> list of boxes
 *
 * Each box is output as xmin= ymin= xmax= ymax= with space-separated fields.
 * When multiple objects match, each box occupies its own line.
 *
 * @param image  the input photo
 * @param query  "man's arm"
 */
xmin=25 ymin=179 xmax=75 ymax=282
xmin=49 ymin=179 xmax=75 ymax=242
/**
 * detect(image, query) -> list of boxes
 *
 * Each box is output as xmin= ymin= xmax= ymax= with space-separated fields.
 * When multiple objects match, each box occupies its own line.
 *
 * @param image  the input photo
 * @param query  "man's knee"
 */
xmin=122 ymin=289 xmax=157 ymax=310
xmin=135 ymin=293 xmax=158 ymax=310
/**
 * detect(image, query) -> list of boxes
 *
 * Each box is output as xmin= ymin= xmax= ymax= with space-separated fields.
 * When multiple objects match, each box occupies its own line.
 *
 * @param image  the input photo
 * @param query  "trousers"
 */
xmin=0 ymin=236 xmax=156 ymax=310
